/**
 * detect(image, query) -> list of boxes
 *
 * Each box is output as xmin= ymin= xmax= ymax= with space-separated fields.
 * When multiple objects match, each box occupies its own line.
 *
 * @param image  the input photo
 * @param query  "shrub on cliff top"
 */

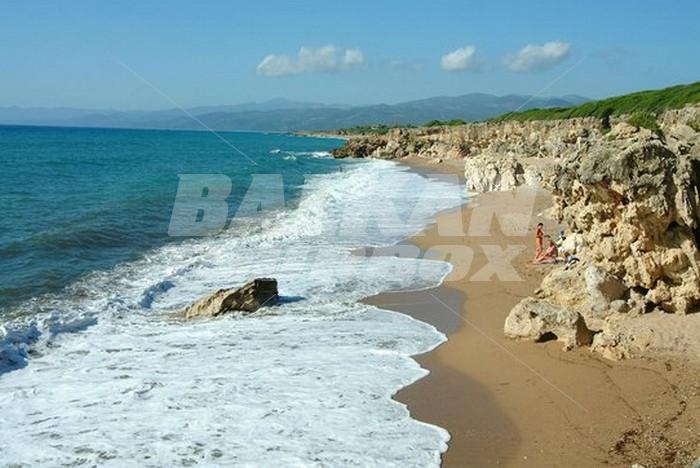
xmin=626 ymin=111 xmax=663 ymax=136
xmin=425 ymin=119 xmax=467 ymax=127
xmin=337 ymin=124 xmax=409 ymax=135
xmin=493 ymin=81 xmax=700 ymax=123
xmin=689 ymin=117 xmax=700 ymax=133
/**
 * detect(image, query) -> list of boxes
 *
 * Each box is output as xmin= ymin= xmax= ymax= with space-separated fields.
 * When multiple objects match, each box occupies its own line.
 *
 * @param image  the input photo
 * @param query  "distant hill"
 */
xmin=153 ymin=94 xmax=586 ymax=132
xmin=494 ymin=82 xmax=700 ymax=122
xmin=0 ymin=98 xmax=334 ymax=128
xmin=0 ymin=95 xmax=588 ymax=132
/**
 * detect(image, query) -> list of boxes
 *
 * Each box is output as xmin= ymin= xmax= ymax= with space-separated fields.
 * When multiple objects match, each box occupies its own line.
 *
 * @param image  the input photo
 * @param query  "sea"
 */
xmin=0 ymin=125 xmax=465 ymax=467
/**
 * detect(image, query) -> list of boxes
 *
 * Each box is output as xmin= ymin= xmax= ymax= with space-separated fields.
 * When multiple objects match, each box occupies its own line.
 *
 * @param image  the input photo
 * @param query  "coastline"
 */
xmin=365 ymin=159 xmax=700 ymax=467
xmin=0 ymin=148 xmax=477 ymax=466
xmin=293 ymin=131 xmax=351 ymax=140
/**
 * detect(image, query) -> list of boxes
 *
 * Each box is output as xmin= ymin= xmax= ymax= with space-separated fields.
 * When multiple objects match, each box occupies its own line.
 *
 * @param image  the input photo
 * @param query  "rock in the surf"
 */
xmin=184 ymin=278 xmax=278 ymax=319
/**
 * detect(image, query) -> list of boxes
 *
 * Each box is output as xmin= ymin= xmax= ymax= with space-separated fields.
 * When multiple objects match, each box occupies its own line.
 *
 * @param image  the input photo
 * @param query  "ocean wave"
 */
xmin=269 ymin=149 xmax=331 ymax=159
xmin=0 ymin=159 xmax=464 ymax=466
xmin=138 ymin=279 xmax=176 ymax=309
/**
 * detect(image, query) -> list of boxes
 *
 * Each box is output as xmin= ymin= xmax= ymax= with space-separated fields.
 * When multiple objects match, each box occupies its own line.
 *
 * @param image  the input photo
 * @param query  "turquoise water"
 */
xmin=0 ymin=125 xmax=345 ymax=313
xmin=0 ymin=125 xmax=466 ymax=465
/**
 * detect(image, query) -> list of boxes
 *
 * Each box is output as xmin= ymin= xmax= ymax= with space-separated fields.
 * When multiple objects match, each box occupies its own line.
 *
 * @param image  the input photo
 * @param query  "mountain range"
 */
xmin=0 ymin=94 xmax=589 ymax=132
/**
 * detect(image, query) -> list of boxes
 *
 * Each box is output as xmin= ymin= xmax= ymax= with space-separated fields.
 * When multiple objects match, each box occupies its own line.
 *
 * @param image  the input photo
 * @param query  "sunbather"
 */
xmin=533 ymin=238 xmax=559 ymax=264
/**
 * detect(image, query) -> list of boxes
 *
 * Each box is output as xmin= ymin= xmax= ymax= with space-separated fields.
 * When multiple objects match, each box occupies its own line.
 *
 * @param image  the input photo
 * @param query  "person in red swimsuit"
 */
xmin=534 ymin=222 xmax=544 ymax=260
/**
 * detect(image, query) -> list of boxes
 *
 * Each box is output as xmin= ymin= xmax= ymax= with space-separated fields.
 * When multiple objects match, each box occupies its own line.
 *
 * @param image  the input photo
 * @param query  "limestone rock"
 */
xmin=666 ymin=123 xmax=700 ymax=155
xmin=537 ymin=265 xmax=588 ymax=309
xmin=590 ymin=310 xmax=700 ymax=361
xmin=331 ymin=116 xmax=605 ymax=163
xmin=559 ymin=232 xmax=584 ymax=256
xmin=534 ymin=263 xmax=631 ymax=331
xmin=549 ymin=138 xmax=700 ymax=314
xmin=329 ymin=105 xmax=700 ymax=360
xmin=591 ymin=326 xmax=654 ymax=360
xmin=610 ymin=299 xmax=629 ymax=314
xmin=607 ymin=121 xmax=658 ymax=142
xmin=584 ymin=265 xmax=627 ymax=313
xmin=504 ymin=297 xmax=594 ymax=350
xmin=184 ymin=278 xmax=279 ymax=319
xmin=463 ymin=156 xmax=526 ymax=192
xmin=462 ymin=154 xmax=557 ymax=192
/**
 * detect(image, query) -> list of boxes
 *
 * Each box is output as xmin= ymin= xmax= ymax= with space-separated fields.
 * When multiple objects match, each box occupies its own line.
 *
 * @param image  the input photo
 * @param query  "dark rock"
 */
xmin=184 ymin=278 xmax=278 ymax=319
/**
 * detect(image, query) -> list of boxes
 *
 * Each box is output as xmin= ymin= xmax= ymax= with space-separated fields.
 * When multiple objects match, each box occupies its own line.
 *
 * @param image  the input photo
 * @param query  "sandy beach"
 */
xmin=365 ymin=159 xmax=700 ymax=467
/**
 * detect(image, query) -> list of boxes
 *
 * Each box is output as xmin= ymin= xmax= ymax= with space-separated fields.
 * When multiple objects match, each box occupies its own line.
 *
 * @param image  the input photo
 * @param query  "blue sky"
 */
xmin=1 ymin=0 xmax=699 ymax=109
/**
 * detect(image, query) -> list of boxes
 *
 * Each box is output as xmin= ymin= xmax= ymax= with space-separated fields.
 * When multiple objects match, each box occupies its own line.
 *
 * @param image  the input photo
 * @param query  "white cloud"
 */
xmin=505 ymin=41 xmax=571 ymax=72
xmin=440 ymin=46 xmax=477 ymax=72
xmin=256 ymin=45 xmax=366 ymax=76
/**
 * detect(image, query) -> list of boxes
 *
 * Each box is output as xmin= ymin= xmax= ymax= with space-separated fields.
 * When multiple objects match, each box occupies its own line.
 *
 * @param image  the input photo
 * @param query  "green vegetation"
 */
xmin=333 ymin=83 xmax=700 ymax=134
xmin=493 ymin=82 xmax=700 ymax=122
xmin=425 ymin=119 xmax=467 ymax=127
xmin=338 ymin=119 xmax=466 ymax=133
xmin=689 ymin=117 xmax=700 ymax=133
xmin=626 ymin=111 xmax=663 ymax=136
xmin=336 ymin=124 xmax=408 ymax=135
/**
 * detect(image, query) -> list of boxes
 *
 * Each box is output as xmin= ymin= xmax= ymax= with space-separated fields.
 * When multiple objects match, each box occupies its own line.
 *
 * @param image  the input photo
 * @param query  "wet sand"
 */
xmin=364 ymin=158 xmax=700 ymax=467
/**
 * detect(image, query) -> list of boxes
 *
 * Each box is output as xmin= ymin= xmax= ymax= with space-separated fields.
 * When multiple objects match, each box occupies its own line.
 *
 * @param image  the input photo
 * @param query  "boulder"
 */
xmin=464 ymin=155 xmax=526 ymax=192
xmin=534 ymin=263 xmax=629 ymax=329
xmin=462 ymin=151 xmax=560 ymax=193
xmin=184 ymin=278 xmax=278 ymax=319
xmin=559 ymin=232 xmax=584 ymax=256
xmin=584 ymin=265 xmax=627 ymax=313
xmin=504 ymin=297 xmax=594 ymax=350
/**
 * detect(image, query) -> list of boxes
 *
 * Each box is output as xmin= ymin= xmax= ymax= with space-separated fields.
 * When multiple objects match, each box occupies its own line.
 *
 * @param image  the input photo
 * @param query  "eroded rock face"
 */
xmin=329 ymin=106 xmax=700 ymax=359
xmin=504 ymin=297 xmax=594 ymax=350
xmin=331 ymin=117 xmax=604 ymax=162
xmin=463 ymin=155 xmax=551 ymax=192
xmin=463 ymin=156 xmax=525 ymax=192
xmin=549 ymin=136 xmax=700 ymax=314
xmin=183 ymin=278 xmax=279 ymax=319
xmin=505 ymin=115 xmax=700 ymax=358
xmin=584 ymin=265 xmax=627 ymax=313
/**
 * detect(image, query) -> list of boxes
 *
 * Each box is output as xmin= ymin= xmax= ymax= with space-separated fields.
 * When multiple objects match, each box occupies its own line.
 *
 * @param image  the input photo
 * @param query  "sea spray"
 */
xmin=0 ymin=128 xmax=464 ymax=466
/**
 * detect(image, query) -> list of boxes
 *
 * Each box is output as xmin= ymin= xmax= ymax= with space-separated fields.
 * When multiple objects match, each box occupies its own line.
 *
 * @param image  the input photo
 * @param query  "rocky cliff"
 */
xmin=534 ymin=114 xmax=700 ymax=359
xmin=332 ymin=106 xmax=700 ymax=360
xmin=332 ymin=117 xmax=603 ymax=161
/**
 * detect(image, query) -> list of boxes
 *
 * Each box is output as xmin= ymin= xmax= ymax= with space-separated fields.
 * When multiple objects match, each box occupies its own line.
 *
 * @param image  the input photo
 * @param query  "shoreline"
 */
xmin=365 ymin=158 xmax=700 ymax=467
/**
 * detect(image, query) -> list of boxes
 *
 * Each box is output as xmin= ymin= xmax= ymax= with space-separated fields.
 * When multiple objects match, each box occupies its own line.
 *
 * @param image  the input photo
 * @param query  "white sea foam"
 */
xmin=269 ymin=149 xmax=331 ymax=159
xmin=0 ymin=160 xmax=465 ymax=467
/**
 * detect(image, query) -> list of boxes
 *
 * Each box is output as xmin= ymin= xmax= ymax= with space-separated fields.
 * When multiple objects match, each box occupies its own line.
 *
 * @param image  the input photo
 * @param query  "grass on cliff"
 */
xmin=335 ymin=119 xmax=465 ymax=134
xmin=334 ymin=124 xmax=411 ymax=135
xmin=689 ymin=117 xmax=700 ymax=132
xmin=425 ymin=119 xmax=467 ymax=127
xmin=626 ymin=111 xmax=663 ymax=136
xmin=493 ymin=81 xmax=700 ymax=122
